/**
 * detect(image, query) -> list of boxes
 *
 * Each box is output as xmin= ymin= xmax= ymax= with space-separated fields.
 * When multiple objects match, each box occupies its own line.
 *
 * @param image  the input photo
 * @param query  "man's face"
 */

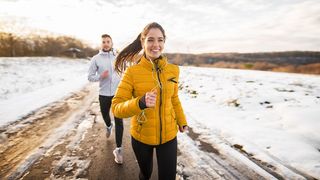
xmin=101 ymin=37 xmax=112 ymax=51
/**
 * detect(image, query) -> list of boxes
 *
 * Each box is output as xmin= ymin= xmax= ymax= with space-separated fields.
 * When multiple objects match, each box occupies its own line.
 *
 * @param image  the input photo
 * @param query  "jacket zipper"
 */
xmin=156 ymin=68 xmax=163 ymax=145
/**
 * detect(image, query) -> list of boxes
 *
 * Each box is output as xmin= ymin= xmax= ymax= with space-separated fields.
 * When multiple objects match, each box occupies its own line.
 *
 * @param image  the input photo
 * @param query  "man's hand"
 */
xmin=100 ymin=70 xmax=109 ymax=79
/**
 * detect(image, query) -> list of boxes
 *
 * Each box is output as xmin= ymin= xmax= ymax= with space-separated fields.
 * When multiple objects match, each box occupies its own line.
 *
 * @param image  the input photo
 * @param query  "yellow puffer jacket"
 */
xmin=111 ymin=55 xmax=187 ymax=145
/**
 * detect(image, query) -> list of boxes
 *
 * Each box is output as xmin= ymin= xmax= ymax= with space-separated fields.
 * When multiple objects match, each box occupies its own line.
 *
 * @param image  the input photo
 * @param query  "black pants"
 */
xmin=131 ymin=137 xmax=177 ymax=180
xmin=99 ymin=95 xmax=123 ymax=148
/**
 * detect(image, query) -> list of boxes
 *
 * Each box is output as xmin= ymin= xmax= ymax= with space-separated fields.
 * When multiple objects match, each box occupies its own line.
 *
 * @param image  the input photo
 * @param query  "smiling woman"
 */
xmin=112 ymin=22 xmax=188 ymax=180
xmin=114 ymin=23 xmax=166 ymax=73
xmin=143 ymin=28 xmax=165 ymax=60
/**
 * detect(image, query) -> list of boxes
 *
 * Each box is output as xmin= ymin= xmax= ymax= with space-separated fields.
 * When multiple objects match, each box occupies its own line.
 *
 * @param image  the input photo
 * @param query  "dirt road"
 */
xmin=0 ymin=84 xmax=157 ymax=179
xmin=0 ymin=84 xmax=310 ymax=180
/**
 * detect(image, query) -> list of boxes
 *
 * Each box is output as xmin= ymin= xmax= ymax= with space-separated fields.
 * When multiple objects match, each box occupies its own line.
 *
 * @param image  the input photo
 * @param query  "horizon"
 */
xmin=0 ymin=0 xmax=319 ymax=53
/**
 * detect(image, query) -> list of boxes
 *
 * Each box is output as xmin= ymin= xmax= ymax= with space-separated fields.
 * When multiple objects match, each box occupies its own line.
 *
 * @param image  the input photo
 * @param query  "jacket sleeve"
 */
xmin=172 ymin=66 xmax=188 ymax=127
xmin=88 ymin=57 xmax=100 ymax=82
xmin=112 ymin=67 xmax=143 ymax=118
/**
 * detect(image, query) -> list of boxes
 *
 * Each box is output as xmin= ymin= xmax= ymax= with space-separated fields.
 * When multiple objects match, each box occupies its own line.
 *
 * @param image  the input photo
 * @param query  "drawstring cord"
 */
xmin=136 ymin=57 xmax=165 ymax=125
xmin=137 ymin=110 xmax=147 ymax=124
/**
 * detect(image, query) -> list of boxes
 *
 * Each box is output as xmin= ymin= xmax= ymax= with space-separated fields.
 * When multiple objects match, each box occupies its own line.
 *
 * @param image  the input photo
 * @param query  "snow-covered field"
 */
xmin=1 ymin=57 xmax=319 ymax=178
xmin=0 ymin=57 xmax=89 ymax=127
xmin=178 ymin=66 xmax=320 ymax=178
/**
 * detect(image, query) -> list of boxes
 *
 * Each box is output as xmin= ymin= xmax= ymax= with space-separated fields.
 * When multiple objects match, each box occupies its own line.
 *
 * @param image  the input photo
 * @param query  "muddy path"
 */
xmin=0 ymin=84 xmax=157 ymax=179
xmin=1 ymin=83 xmax=306 ymax=180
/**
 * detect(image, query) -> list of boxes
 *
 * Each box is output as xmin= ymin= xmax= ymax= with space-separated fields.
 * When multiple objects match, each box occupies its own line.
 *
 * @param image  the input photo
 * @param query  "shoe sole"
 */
xmin=114 ymin=158 xmax=123 ymax=165
xmin=113 ymin=151 xmax=123 ymax=165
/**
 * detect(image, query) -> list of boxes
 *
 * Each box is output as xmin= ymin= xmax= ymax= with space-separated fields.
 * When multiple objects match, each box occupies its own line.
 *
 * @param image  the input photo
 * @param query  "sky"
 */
xmin=0 ymin=0 xmax=319 ymax=53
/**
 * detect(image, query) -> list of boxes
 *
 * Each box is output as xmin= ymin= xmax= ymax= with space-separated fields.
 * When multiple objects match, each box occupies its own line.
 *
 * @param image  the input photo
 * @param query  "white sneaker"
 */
xmin=106 ymin=124 xmax=113 ymax=138
xmin=113 ymin=147 xmax=123 ymax=164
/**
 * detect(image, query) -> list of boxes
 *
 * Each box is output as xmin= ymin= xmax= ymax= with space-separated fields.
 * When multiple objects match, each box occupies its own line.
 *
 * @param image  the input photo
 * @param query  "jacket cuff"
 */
xmin=177 ymin=116 xmax=188 ymax=127
xmin=139 ymin=95 xmax=147 ymax=110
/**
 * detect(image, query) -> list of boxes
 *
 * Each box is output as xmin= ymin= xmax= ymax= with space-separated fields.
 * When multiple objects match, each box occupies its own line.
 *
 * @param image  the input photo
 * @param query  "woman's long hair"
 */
xmin=115 ymin=22 xmax=166 ymax=74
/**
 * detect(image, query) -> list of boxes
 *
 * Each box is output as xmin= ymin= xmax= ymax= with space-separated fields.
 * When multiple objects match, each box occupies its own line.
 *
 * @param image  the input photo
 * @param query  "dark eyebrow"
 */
xmin=147 ymin=37 xmax=164 ymax=39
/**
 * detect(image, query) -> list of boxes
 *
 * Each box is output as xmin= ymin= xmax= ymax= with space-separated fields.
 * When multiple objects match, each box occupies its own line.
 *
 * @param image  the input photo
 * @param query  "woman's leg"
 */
xmin=156 ymin=137 xmax=177 ymax=180
xmin=131 ymin=137 xmax=154 ymax=180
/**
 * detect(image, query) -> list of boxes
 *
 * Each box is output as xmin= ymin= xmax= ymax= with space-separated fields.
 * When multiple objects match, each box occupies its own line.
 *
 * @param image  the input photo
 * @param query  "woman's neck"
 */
xmin=144 ymin=54 xmax=161 ymax=62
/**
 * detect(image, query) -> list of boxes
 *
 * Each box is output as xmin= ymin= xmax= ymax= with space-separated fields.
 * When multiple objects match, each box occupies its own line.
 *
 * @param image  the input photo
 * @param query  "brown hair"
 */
xmin=115 ymin=22 xmax=166 ymax=74
xmin=101 ymin=34 xmax=112 ymax=39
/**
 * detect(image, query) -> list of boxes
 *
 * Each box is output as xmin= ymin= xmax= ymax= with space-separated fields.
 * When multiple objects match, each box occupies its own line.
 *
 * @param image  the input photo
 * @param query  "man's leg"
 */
xmin=99 ymin=95 xmax=111 ymax=127
xmin=111 ymin=96 xmax=124 ymax=164
xmin=110 ymin=94 xmax=124 ymax=147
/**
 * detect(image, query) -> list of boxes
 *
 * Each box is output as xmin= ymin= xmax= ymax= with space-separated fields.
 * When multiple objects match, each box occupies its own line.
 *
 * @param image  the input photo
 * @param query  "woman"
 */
xmin=111 ymin=22 xmax=188 ymax=180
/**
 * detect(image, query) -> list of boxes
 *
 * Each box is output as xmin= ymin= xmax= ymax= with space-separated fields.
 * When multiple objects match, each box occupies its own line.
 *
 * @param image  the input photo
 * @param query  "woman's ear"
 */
xmin=140 ymin=40 xmax=144 ymax=50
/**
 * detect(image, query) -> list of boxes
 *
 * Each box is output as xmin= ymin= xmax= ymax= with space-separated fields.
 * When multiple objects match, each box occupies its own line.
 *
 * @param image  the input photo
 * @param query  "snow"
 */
xmin=0 ymin=57 xmax=90 ymax=127
xmin=49 ymin=113 xmax=94 ymax=179
xmin=177 ymin=130 xmax=278 ymax=179
xmin=1 ymin=57 xmax=319 ymax=178
xmin=178 ymin=66 xmax=320 ymax=178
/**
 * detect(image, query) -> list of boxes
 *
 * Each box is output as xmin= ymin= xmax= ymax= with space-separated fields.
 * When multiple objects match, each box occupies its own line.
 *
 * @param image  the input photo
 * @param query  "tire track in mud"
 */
xmin=177 ymin=126 xmax=315 ymax=180
xmin=0 ymin=83 xmax=158 ymax=180
xmin=177 ymin=127 xmax=271 ymax=180
xmin=0 ymin=84 xmax=97 ymax=179
xmin=3 ymin=83 xmax=310 ymax=180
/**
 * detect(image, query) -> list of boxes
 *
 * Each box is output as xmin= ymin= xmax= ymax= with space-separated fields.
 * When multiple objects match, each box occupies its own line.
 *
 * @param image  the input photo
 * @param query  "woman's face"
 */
xmin=142 ymin=28 xmax=165 ymax=60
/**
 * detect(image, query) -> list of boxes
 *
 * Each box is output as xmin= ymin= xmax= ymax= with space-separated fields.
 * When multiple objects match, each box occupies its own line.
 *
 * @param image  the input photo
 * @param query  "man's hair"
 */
xmin=101 ymin=34 xmax=112 ymax=39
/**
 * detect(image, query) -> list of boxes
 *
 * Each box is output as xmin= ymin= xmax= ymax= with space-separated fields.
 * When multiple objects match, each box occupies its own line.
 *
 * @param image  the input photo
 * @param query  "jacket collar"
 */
xmin=99 ymin=49 xmax=115 ymax=56
xmin=139 ymin=55 xmax=168 ymax=71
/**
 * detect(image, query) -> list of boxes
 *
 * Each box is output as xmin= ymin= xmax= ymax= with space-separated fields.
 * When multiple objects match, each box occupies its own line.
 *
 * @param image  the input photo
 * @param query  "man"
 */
xmin=88 ymin=34 xmax=124 ymax=164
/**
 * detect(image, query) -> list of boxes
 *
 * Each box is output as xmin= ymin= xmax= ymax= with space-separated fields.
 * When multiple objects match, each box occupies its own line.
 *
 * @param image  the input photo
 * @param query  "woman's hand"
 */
xmin=179 ymin=125 xmax=189 ymax=133
xmin=145 ymin=89 xmax=157 ymax=108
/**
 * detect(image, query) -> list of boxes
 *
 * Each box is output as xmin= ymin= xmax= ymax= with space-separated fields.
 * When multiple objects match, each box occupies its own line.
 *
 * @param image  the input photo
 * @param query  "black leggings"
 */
xmin=131 ymin=137 xmax=177 ymax=180
xmin=99 ymin=95 xmax=123 ymax=147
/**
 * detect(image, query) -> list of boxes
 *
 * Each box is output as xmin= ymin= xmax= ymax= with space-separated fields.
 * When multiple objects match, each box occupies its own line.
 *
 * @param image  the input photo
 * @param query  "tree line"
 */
xmin=166 ymin=51 xmax=320 ymax=66
xmin=1 ymin=31 xmax=319 ymax=74
xmin=0 ymin=32 xmax=97 ymax=58
xmin=165 ymin=52 xmax=320 ymax=74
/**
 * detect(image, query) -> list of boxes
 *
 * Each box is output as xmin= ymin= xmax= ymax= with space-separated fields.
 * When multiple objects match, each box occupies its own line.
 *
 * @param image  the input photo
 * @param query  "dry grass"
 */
xmin=200 ymin=62 xmax=320 ymax=75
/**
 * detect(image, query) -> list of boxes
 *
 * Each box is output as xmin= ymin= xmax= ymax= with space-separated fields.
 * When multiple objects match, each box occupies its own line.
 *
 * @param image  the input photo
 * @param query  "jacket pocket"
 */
xmin=136 ymin=122 xmax=143 ymax=140
xmin=168 ymin=77 xmax=177 ymax=83
xmin=171 ymin=109 xmax=177 ymax=131
xmin=136 ymin=111 xmax=146 ymax=133
xmin=137 ymin=123 xmax=143 ymax=132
